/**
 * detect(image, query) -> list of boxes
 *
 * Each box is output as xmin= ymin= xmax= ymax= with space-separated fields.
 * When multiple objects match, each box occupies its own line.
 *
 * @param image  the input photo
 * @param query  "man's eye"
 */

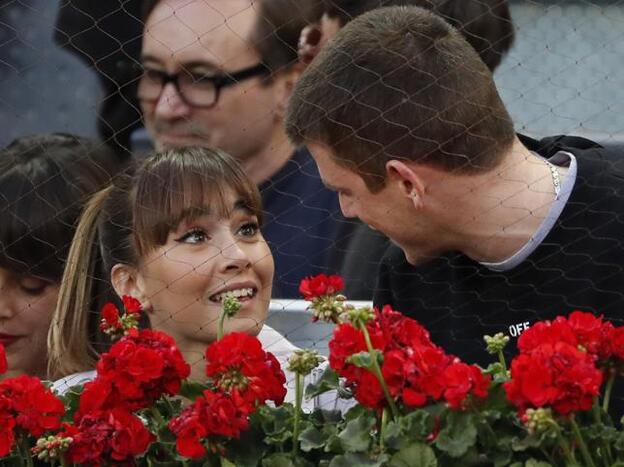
xmin=175 ymin=229 xmax=209 ymax=244
xmin=238 ymin=222 xmax=260 ymax=237
xmin=143 ymin=68 xmax=165 ymax=82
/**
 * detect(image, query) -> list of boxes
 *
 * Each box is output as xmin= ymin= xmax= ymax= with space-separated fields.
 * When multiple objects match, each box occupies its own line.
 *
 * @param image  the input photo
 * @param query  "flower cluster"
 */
xmin=505 ymin=311 xmax=607 ymax=415
xmin=79 ymin=329 xmax=191 ymax=414
xmin=300 ymin=274 xmax=349 ymax=323
xmin=169 ymin=332 xmax=287 ymax=458
xmin=330 ymin=305 xmax=490 ymax=410
xmin=0 ymin=376 xmax=65 ymax=456
xmin=169 ymin=389 xmax=251 ymax=459
xmin=205 ymin=332 xmax=287 ymax=408
xmin=60 ymin=409 xmax=154 ymax=464
xmin=99 ymin=295 xmax=143 ymax=339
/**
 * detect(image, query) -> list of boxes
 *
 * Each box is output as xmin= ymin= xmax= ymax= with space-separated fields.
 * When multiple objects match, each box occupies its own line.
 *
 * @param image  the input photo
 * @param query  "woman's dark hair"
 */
xmin=49 ymin=146 xmax=263 ymax=378
xmin=0 ymin=133 xmax=123 ymax=282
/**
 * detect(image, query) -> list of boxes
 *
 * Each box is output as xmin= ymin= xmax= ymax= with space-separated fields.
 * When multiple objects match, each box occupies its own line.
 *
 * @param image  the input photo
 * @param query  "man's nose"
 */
xmin=153 ymin=82 xmax=192 ymax=120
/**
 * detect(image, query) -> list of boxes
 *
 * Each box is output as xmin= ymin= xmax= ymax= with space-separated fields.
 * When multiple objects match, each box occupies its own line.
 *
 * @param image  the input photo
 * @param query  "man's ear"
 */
xmin=110 ymin=263 xmax=152 ymax=312
xmin=385 ymin=160 xmax=426 ymax=209
xmin=273 ymin=67 xmax=299 ymax=119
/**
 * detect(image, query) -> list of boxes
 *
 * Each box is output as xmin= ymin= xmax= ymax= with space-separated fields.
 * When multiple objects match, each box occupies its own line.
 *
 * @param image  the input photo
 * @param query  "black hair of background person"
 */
xmin=55 ymin=1 xmax=143 ymax=158
xmin=0 ymin=133 xmax=123 ymax=282
xmin=321 ymin=0 xmax=515 ymax=72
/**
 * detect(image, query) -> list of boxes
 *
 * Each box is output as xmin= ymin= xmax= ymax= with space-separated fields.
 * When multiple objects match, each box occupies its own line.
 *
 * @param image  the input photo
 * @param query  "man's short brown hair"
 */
xmin=285 ymin=6 xmax=515 ymax=192
xmin=142 ymin=0 xmax=319 ymax=73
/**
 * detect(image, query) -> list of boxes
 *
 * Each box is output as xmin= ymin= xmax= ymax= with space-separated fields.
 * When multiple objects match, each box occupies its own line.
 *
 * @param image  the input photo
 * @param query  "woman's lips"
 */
xmin=0 ymin=334 xmax=21 ymax=347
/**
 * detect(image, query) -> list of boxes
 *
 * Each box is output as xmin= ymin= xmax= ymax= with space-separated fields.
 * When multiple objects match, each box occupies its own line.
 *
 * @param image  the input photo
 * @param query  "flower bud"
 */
xmin=288 ymin=349 xmax=324 ymax=376
xmin=484 ymin=333 xmax=510 ymax=355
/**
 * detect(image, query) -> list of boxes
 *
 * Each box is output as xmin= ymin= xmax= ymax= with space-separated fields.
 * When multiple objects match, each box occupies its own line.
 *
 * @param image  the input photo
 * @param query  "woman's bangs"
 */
xmin=133 ymin=148 xmax=263 ymax=253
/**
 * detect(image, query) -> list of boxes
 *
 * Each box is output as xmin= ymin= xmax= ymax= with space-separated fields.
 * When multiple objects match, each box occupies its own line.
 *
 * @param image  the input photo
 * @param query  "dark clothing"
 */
xmin=330 ymin=222 xmax=389 ymax=300
xmin=374 ymin=135 xmax=624 ymax=368
xmin=260 ymin=149 xmax=343 ymax=298
xmin=55 ymin=1 xmax=143 ymax=157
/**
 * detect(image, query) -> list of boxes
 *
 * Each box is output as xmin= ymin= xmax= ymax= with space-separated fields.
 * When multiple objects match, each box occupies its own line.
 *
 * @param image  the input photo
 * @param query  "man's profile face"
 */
xmin=140 ymin=0 xmax=283 ymax=161
xmin=308 ymin=142 xmax=433 ymax=264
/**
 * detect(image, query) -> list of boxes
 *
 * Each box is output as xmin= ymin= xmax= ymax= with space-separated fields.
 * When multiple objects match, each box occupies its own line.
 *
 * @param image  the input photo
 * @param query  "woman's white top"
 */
xmin=52 ymin=326 xmax=346 ymax=412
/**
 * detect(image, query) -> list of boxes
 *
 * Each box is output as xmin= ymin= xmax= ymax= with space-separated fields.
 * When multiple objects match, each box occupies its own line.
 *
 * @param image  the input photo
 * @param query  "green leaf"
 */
xmin=299 ymin=425 xmax=326 ymax=452
xmin=226 ymin=426 xmax=268 ymax=467
xmin=524 ymin=460 xmax=553 ymax=467
xmin=309 ymin=408 xmax=343 ymax=426
xmin=179 ymin=380 xmax=211 ymax=400
xmin=383 ymin=410 xmax=434 ymax=450
xmin=338 ymin=412 xmax=376 ymax=452
xmin=387 ymin=442 xmax=437 ymax=467
xmin=262 ymin=453 xmax=296 ymax=467
xmin=328 ymin=453 xmax=387 ymax=467
xmin=434 ymin=411 xmax=477 ymax=458
xmin=346 ymin=351 xmax=382 ymax=370
xmin=221 ymin=459 xmax=237 ymax=467
xmin=305 ymin=367 xmax=341 ymax=399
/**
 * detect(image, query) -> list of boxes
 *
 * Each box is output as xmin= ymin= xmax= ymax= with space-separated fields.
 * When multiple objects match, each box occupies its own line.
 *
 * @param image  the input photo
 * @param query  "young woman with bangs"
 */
xmin=49 ymin=146 xmax=328 ymax=408
xmin=0 ymin=133 xmax=122 ymax=380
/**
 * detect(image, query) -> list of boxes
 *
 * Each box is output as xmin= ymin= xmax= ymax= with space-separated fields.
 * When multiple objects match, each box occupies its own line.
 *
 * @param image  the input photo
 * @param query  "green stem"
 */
xmin=551 ymin=422 xmax=577 ymax=466
xmin=19 ymin=437 xmax=34 ymax=467
xmin=292 ymin=373 xmax=303 ymax=457
xmin=360 ymin=324 xmax=399 ymax=419
xmin=497 ymin=349 xmax=507 ymax=374
xmin=570 ymin=418 xmax=597 ymax=467
xmin=602 ymin=371 xmax=615 ymax=414
xmin=150 ymin=406 xmax=166 ymax=427
xmin=379 ymin=408 xmax=388 ymax=451
xmin=592 ymin=397 xmax=613 ymax=466
xmin=217 ymin=308 xmax=228 ymax=341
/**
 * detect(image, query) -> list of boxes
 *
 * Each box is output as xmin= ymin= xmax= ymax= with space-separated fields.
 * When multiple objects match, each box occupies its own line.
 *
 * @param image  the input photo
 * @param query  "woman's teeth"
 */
xmin=211 ymin=288 xmax=255 ymax=303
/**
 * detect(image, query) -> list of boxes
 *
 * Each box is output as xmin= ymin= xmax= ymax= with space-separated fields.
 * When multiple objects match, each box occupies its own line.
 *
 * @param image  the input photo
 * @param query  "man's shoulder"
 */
xmin=519 ymin=133 xmax=624 ymax=178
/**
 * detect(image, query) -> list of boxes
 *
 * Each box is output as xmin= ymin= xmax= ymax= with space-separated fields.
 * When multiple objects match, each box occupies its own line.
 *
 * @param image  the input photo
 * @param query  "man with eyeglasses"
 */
xmin=138 ymin=0 xmax=343 ymax=298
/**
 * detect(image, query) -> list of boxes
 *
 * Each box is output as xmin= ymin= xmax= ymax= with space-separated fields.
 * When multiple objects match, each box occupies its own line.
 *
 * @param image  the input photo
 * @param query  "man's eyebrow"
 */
xmin=140 ymin=55 xmax=219 ymax=72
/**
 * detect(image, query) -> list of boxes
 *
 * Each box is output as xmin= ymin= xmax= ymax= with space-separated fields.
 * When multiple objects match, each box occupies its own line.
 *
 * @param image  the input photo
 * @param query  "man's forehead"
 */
xmin=144 ymin=0 xmax=259 ymax=66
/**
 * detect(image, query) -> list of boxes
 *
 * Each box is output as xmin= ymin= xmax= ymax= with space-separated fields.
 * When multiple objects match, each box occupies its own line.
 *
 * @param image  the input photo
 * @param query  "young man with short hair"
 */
xmin=285 ymin=6 xmax=624 ymax=365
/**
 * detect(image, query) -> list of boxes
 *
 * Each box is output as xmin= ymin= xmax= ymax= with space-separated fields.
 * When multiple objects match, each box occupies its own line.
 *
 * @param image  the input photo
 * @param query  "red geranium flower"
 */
xmin=0 ymin=344 xmax=6 ymax=375
xmin=63 ymin=409 xmax=154 ymax=464
xmin=299 ymin=274 xmax=344 ymax=300
xmin=609 ymin=326 xmax=624 ymax=361
xmin=517 ymin=319 xmax=577 ymax=354
xmin=122 ymin=295 xmax=142 ymax=315
xmin=442 ymin=362 xmax=491 ymax=410
xmin=567 ymin=311 xmax=613 ymax=360
xmin=99 ymin=303 xmax=122 ymax=332
xmin=205 ymin=333 xmax=286 ymax=408
xmin=505 ymin=341 xmax=603 ymax=415
xmin=169 ymin=389 xmax=251 ymax=459
xmin=80 ymin=329 xmax=190 ymax=414
xmin=0 ymin=375 xmax=65 ymax=437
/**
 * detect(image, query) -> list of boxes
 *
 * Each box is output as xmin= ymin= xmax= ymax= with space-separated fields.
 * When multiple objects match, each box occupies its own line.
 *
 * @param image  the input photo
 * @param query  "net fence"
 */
xmin=0 ymin=0 xmax=623 ymax=416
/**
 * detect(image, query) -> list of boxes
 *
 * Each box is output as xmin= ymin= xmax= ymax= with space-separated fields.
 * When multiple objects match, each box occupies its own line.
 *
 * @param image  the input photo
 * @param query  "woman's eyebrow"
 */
xmin=232 ymin=199 xmax=254 ymax=214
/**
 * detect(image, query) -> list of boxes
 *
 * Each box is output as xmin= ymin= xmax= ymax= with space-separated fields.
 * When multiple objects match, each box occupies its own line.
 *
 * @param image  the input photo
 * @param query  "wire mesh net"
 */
xmin=0 ymin=0 xmax=623 ymax=419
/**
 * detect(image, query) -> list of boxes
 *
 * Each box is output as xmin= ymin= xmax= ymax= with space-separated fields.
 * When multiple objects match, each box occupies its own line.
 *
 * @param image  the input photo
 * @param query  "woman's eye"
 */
xmin=176 ymin=229 xmax=209 ymax=244
xmin=19 ymin=277 xmax=49 ymax=296
xmin=238 ymin=222 xmax=259 ymax=237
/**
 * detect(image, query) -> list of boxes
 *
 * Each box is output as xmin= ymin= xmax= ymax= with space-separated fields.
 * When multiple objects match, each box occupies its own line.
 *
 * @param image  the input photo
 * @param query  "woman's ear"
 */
xmin=385 ymin=160 xmax=426 ymax=209
xmin=110 ymin=264 xmax=152 ymax=312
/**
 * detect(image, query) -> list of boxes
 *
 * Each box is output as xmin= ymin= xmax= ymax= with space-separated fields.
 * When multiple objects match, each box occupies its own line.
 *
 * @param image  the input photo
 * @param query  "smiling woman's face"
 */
xmin=0 ymin=267 xmax=59 ymax=379
xmin=135 ymin=193 xmax=274 ymax=363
